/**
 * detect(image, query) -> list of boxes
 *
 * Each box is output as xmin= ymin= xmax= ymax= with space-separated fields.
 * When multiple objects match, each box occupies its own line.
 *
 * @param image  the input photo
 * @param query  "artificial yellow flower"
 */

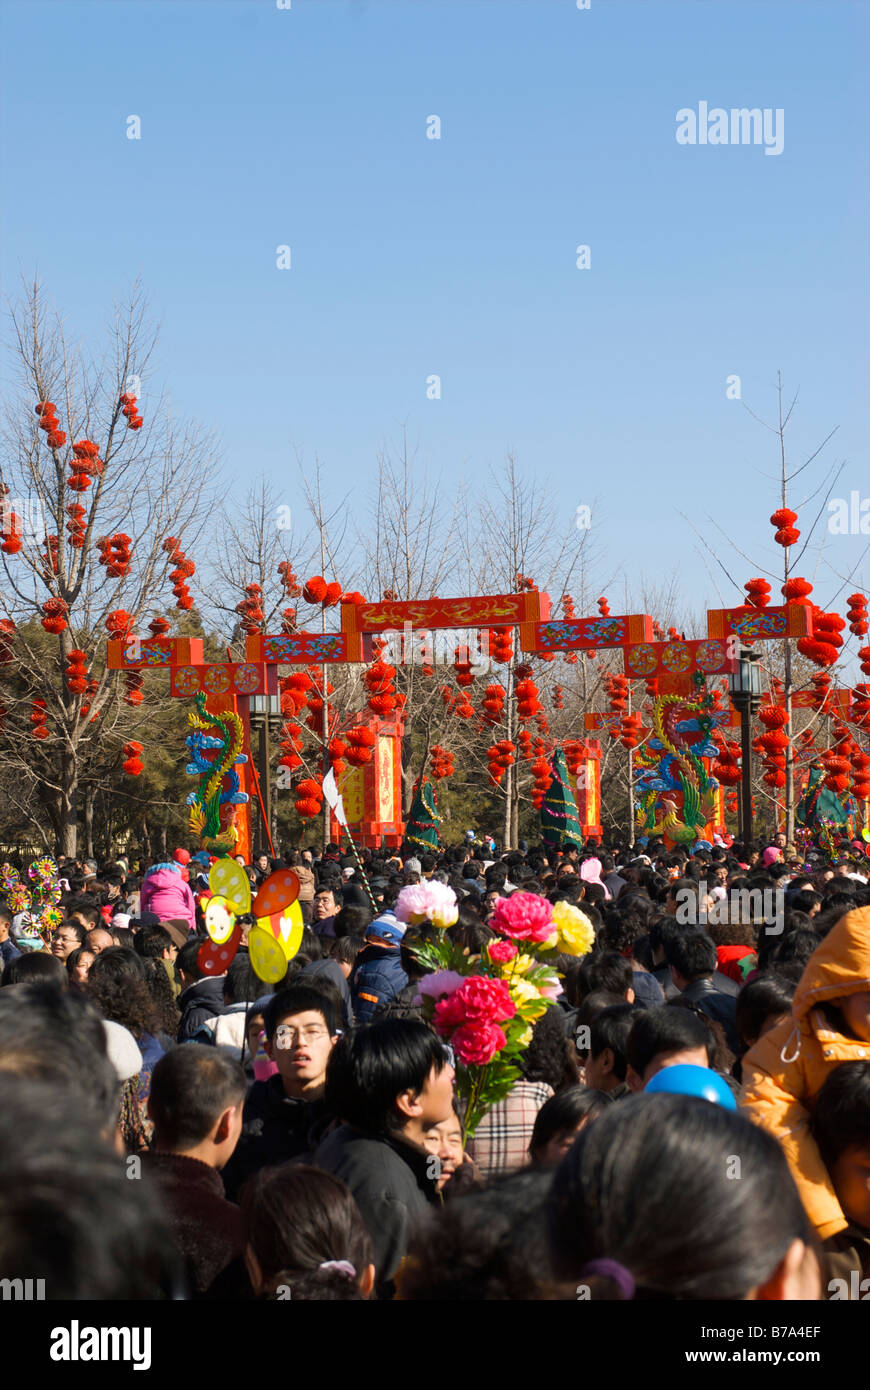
xmin=511 ymin=953 xmax=538 ymax=977
xmin=550 ymin=900 xmax=595 ymax=957
xmin=508 ymin=977 xmax=540 ymax=1007
xmin=514 ymin=1024 xmax=533 ymax=1048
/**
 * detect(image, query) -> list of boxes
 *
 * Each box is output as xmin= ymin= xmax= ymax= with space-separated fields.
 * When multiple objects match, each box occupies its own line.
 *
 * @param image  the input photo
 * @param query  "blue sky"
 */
xmin=1 ymin=0 xmax=868 ymax=636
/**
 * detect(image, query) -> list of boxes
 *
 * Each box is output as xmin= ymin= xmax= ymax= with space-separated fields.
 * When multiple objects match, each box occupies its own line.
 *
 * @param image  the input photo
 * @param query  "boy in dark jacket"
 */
xmin=221 ymin=985 xmax=339 ymax=1202
xmin=350 ymin=913 xmax=409 ymax=1025
xmin=313 ymin=1018 xmax=455 ymax=1298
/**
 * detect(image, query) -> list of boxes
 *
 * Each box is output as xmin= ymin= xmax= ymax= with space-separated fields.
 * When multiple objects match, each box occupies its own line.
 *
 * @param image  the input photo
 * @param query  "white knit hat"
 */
xmin=102 ymin=1021 xmax=142 ymax=1081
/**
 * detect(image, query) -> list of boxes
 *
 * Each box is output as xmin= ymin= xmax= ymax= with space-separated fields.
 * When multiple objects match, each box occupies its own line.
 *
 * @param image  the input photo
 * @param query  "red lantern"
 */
xmin=782 ymin=577 xmax=813 ymax=604
xmin=744 ymin=578 xmax=771 ymax=609
xmin=302 ymin=576 xmax=327 ymax=604
xmin=758 ymin=705 xmax=788 ymax=730
xmin=106 ymin=609 xmax=134 ymax=638
xmin=40 ymin=597 xmax=69 ymax=634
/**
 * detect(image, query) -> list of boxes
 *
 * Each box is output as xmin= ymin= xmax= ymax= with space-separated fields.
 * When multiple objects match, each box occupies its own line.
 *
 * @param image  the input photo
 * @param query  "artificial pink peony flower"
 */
xmin=433 ymin=975 xmax=515 ymax=1035
xmin=489 ymin=891 xmax=554 ymax=943
xmin=413 ymin=970 xmax=465 ymax=1005
xmin=451 ymin=1020 xmax=507 ymax=1067
xmin=488 ymin=939 xmax=518 ymax=963
xmin=395 ymin=880 xmax=459 ymax=928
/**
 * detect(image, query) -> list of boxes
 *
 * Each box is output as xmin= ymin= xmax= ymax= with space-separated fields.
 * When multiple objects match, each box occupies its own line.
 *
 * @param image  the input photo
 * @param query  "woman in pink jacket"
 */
xmin=139 ymin=861 xmax=196 ymax=933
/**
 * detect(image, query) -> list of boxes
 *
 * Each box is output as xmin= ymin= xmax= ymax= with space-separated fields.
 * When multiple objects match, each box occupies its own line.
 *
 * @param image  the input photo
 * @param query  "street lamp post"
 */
xmin=728 ymin=648 xmax=763 ymax=846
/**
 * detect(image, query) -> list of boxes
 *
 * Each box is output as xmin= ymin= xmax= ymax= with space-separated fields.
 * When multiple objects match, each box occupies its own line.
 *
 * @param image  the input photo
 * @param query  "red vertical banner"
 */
xmin=329 ymin=713 xmax=405 ymax=847
xmin=570 ymin=739 xmax=602 ymax=838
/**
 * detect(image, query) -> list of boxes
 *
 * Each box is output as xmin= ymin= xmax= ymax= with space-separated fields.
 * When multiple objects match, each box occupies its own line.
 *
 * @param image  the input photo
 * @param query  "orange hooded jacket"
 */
xmin=740 ymin=905 xmax=870 ymax=1240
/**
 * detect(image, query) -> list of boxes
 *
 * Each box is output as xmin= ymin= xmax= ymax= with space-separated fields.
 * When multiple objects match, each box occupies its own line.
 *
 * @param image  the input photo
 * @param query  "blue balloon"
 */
xmin=644 ymin=1064 xmax=737 ymax=1110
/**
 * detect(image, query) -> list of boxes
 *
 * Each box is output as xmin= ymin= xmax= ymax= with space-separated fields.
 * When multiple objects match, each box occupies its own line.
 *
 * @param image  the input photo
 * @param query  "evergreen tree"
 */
xmin=405 ymin=776 xmax=441 ymax=851
xmin=540 ymin=747 xmax=584 ymax=851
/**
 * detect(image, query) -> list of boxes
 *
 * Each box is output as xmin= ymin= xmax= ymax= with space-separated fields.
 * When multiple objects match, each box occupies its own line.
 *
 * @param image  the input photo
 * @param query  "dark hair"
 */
xmin=224 ymin=953 xmax=260 ymax=1005
xmin=296 ymin=927 xmax=324 ymax=962
xmin=314 ymin=884 xmax=343 ymax=908
xmin=626 ymin=1005 xmax=714 ymax=1081
xmin=68 ymin=900 xmax=101 ymax=928
xmin=65 ymin=945 xmax=94 ymax=980
xmin=329 ymin=935 xmax=365 ymax=969
xmin=1 ymin=953 xmax=68 ymax=989
xmin=136 ymin=925 xmax=174 ymax=959
xmin=548 ymin=1093 xmax=813 ymax=1298
xmin=522 ymin=1006 xmax=580 ymax=1090
xmin=574 ymin=989 xmax=629 ymax=1048
xmin=529 ymin=1085 xmax=613 ymax=1160
xmin=735 ymin=972 xmax=795 ymax=1050
xmin=333 ymin=905 xmax=372 ymax=939
xmin=263 ymin=986 xmax=338 ymax=1043
xmin=400 ymin=1168 xmax=557 ymax=1300
xmin=140 ymin=957 xmax=181 ymax=1037
xmin=600 ymin=909 xmax=646 ymax=956
xmin=811 ymin=1061 xmax=870 ymax=1172
xmin=484 ymin=863 xmax=508 ymax=890
xmin=324 ymin=1019 xmax=448 ymax=1134
xmin=447 ymin=918 xmax=495 ymax=956
xmin=787 ymin=888 xmax=822 ymax=916
xmin=765 ymin=929 xmax=819 ymax=973
xmin=0 ymin=1074 xmax=180 ymax=1298
xmin=0 ymin=984 xmax=119 ymax=1134
xmin=667 ymin=877 xmax=698 ymax=903
xmin=663 ymin=931 xmax=716 ymax=981
xmin=242 ymin=1164 xmax=372 ymax=1300
xmin=87 ymin=947 xmax=157 ymax=1041
xmin=148 ymin=1045 xmax=245 ymax=1148
xmin=57 ymin=921 xmax=87 ymax=947
xmin=587 ymin=1005 xmax=636 ymax=1082
xmin=577 ymin=950 xmax=632 ymax=1001
xmin=177 ymin=938 xmax=205 ymax=981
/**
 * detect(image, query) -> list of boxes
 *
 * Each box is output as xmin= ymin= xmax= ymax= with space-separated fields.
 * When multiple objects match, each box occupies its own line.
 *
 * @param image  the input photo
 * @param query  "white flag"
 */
xmin=321 ymin=768 xmax=347 ymax=825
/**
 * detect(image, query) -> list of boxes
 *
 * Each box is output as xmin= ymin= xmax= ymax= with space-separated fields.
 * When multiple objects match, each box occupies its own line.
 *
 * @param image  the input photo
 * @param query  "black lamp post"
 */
xmin=728 ymin=648 xmax=763 ymax=845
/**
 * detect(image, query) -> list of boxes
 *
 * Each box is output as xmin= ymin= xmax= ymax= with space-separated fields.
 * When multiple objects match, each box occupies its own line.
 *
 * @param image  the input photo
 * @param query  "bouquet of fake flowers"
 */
xmin=395 ymin=882 xmax=596 ymax=1141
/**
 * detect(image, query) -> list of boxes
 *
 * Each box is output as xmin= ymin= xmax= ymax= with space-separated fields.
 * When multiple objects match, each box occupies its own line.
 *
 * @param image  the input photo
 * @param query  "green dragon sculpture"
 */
xmin=185 ymin=693 xmax=249 ymax=854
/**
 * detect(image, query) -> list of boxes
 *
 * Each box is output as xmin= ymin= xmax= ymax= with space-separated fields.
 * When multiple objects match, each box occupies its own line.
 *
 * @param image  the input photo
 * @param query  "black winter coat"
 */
xmin=312 ymin=1124 xmax=437 ymax=1296
xmin=177 ymin=975 xmax=228 ymax=1044
xmin=221 ymin=1074 xmax=327 ymax=1202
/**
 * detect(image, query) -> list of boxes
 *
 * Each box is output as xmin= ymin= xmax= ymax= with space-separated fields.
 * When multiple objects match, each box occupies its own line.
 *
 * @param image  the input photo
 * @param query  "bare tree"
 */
xmin=0 ymin=280 xmax=217 ymax=855
xmin=681 ymin=372 xmax=865 ymax=840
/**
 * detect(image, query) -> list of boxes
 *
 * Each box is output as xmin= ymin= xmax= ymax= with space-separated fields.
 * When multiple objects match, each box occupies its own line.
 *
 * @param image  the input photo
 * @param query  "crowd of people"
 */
xmin=0 ymin=827 xmax=868 ymax=1302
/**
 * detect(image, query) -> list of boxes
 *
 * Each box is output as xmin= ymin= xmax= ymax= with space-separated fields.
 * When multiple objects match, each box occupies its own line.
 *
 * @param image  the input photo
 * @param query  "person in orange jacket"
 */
xmin=740 ymin=905 xmax=870 ymax=1240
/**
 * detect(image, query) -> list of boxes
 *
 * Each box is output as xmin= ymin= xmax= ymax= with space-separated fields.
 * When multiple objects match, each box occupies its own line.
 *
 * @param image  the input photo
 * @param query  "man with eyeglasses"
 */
xmin=221 ymin=985 xmax=339 ymax=1202
xmin=49 ymin=922 xmax=86 ymax=960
